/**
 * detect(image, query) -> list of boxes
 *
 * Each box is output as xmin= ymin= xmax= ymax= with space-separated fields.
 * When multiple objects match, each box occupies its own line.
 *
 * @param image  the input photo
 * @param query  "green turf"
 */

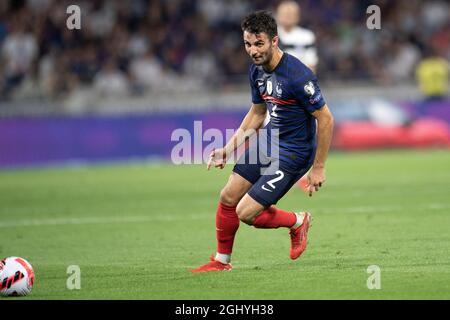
xmin=0 ymin=150 xmax=449 ymax=299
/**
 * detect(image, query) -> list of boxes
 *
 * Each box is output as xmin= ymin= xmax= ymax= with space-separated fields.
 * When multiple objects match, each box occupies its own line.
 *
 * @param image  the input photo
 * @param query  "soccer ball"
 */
xmin=0 ymin=257 xmax=35 ymax=297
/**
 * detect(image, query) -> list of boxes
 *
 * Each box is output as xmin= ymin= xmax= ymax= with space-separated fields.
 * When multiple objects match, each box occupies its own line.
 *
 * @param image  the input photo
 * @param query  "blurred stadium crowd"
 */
xmin=0 ymin=0 xmax=449 ymax=101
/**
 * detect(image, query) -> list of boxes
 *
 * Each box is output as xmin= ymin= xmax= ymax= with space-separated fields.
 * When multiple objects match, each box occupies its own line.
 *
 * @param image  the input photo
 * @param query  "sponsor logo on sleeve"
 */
xmin=304 ymin=81 xmax=315 ymax=96
xmin=304 ymin=81 xmax=322 ymax=104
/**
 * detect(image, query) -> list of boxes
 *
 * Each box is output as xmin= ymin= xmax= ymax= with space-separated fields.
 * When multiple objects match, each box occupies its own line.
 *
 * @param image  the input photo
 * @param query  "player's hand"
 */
xmin=306 ymin=166 xmax=326 ymax=197
xmin=207 ymin=148 xmax=227 ymax=170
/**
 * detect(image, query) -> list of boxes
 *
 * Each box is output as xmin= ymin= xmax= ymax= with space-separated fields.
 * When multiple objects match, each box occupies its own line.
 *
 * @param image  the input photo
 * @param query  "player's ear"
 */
xmin=272 ymin=35 xmax=279 ymax=47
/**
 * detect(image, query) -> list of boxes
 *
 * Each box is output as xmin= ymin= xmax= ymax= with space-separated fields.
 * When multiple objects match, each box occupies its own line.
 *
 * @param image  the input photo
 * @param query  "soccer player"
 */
xmin=261 ymin=1 xmax=320 ymax=143
xmin=276 ymin=1 xmax=318 ymax=73
xmin=191 ymin=11 xmax=334 ymax=272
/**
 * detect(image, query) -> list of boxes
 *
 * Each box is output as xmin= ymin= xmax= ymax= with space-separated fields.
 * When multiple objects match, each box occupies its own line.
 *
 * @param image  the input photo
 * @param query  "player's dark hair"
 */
xmin=241 ymin=10 xmax=278 ymax=39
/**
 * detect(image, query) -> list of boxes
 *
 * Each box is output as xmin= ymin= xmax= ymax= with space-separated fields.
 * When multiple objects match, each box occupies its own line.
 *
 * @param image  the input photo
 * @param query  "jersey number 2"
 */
xmin=270 ymin=105 xmax=278 ymax=118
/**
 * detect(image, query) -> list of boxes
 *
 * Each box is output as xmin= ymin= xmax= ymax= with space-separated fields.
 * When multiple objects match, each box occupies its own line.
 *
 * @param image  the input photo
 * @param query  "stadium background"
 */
xmin=0 ymin=0 xmax=449 ymax=299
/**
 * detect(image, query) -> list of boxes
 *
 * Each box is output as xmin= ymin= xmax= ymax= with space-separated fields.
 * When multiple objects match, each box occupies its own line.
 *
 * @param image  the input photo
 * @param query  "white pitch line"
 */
xmin=320 ymin=203 xmax=450 ymax=214
xmin=0 ymin=203 xmax=448 ymax=228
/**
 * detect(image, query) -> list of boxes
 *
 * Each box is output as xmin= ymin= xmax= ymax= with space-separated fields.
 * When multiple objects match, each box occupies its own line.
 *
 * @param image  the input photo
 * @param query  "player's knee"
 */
xmin=219 ymin=188 xmax=240 ymax=207
xmin=236 ymin=205 xmax=254 ymax=225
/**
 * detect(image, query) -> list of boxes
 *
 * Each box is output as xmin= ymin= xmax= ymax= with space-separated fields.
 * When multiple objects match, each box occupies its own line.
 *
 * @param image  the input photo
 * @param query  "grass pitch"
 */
xmin=0 ymin=150 xmax=449 ymax=299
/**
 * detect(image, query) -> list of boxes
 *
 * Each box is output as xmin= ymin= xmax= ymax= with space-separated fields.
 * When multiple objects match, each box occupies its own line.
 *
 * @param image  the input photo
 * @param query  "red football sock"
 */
xmin=253 ymin=206 xmax=296 ymax=229
xmin=216 ymin=202 xmax=240 ymax=254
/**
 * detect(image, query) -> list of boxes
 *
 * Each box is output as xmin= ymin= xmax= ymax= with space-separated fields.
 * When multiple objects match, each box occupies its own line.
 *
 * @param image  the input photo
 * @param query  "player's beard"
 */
xmin=253 ymin=44 xmax=273 ymax=66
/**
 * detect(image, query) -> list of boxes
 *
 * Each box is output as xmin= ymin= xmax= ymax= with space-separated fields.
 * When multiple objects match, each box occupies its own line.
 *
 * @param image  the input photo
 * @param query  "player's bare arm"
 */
xmin=307 ymin=104 xmax=334 ymax=196
xmin=207 ymin=103 xmax=267 ymax=170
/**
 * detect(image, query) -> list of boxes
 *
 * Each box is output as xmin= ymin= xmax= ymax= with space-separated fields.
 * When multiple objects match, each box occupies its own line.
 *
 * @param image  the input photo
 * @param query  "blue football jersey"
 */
xmin=249 ymin=52 xmax=326 ymax=165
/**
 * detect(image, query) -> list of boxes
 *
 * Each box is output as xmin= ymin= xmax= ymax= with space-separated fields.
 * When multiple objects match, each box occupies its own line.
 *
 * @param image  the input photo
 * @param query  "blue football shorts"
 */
xmin=233 ymin=145 xmax=314 ymax=208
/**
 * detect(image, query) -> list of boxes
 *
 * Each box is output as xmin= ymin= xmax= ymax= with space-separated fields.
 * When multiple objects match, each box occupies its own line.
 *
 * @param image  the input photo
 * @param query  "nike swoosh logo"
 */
xmin=261 ymin=185 xmax=273 ymax=192
xmin=257 ymin=81 xmax=264 ymax=87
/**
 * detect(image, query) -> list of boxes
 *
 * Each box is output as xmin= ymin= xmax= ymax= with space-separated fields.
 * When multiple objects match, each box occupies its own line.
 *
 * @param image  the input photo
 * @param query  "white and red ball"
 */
xmin=0 ymin=257 xmax=35 ymax=297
